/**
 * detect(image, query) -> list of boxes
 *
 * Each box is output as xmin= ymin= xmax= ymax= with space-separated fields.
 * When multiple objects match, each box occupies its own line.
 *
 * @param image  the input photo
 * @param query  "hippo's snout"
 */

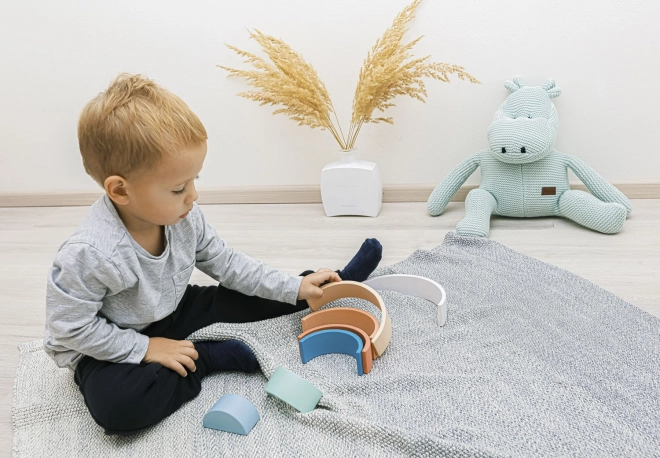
xmin=501 ymin=146 xmax=528 ymax=154
xmin=488 ymin=117 xmax=555 ymax=164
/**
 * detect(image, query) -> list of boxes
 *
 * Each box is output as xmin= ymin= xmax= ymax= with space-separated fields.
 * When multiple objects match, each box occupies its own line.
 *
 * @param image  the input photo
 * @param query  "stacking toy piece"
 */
xmin=203 ymin=394 xmax=260 ymax=435
xmin=298 ymin=324 xmax=373 ymax=374
xmin=364 ymin=274 xmax=448 ymax=326
xmin=301 ymin=307 xmax=379 ymax=338
xmin=299 ymin=329 xmax=365 ymax=375
xmin=264 ymin=367 xmax=323 ymax=413
xmin=307 ymin=281 xmax=391 ymax=359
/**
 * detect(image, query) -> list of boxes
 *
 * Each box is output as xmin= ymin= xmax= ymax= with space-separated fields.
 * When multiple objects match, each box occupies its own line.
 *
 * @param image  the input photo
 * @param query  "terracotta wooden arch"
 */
xmin=306 ymin=281 xmax=391 ymax=359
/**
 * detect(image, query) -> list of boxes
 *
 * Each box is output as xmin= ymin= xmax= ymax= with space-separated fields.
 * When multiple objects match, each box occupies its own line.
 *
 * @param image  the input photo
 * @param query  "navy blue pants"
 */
xmin=74 ymin=271 xmax=319 ymax=435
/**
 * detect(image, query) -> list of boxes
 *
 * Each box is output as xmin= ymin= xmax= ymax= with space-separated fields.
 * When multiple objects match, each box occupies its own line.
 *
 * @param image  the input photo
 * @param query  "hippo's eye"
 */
xmin=501 ymin=147 xmax=506 ymax=154
xmin=528 ymin=116 xmax=532 ymax=119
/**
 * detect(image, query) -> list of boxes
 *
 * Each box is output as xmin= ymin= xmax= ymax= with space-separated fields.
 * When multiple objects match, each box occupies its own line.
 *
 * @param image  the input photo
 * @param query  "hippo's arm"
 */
xmin=566 ymin=155 xmax=632 ymax=217
xmin=427 ymin=153 xmax=481 ymax=216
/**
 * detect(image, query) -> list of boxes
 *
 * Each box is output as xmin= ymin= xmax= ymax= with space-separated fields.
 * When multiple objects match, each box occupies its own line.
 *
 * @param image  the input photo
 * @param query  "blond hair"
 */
xmin=78 ymin=73 xmax=208 ymax=186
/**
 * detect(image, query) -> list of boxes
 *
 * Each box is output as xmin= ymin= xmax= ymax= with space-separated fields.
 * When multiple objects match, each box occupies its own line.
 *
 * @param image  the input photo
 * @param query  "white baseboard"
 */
xmin=0 ymin=183 xmax=658 ymax=208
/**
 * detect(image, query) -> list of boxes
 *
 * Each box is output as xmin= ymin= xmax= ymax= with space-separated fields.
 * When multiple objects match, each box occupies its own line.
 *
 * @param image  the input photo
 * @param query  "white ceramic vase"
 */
xmin=320 ymin=150 xmax=383 ymax=217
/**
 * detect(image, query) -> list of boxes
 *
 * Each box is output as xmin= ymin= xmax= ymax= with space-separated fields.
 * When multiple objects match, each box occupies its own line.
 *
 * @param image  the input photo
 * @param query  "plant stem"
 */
xmin=346 ymin=123 xmax=355 ymax=150
xmin=328 ymin=127 xmax=346 ymax=150
xmin=353 ymin=122 xmax=364 ymax=148
xmin=348 ymin=120 xmax=364 ymax=149
xmin=329 ymin=102 xmax=347 ymax=148
xmin=324 ymin=115 xmax=346 ymax=150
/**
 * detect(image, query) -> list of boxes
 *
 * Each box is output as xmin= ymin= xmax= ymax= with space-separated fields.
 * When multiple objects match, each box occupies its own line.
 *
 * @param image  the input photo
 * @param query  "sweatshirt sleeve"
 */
xmin=191 ymin=205 xmax=303 ymax=305
xmin=45 ymin=243 xmax=150 ymax=365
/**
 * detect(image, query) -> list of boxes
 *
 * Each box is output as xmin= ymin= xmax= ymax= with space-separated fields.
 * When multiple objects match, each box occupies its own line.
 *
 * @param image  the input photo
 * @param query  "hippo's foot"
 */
xmin=456 ymin=188 xmax=497 ymax=238
xmin=559 ymin=190 xmax=627 ymax=234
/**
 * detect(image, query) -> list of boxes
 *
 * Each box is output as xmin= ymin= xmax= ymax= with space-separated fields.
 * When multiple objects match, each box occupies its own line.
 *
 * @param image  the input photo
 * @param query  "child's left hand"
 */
xmin=297 ymin=268 xmax=341 ymax=301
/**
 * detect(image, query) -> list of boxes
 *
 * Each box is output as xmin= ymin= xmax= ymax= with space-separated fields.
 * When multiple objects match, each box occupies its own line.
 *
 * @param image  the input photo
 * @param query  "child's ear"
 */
xmin=104 ymin=175 xmax=130 ymax=205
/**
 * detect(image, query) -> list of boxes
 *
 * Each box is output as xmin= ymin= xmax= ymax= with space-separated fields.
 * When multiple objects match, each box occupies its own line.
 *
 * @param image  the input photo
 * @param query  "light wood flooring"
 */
xmin=1 ymin=200 xmax=659 ymax=457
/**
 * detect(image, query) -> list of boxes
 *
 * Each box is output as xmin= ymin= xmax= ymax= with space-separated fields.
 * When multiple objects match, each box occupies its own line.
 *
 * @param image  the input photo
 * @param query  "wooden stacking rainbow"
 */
xmin=299 ymin=275 xmax=447 ymax=375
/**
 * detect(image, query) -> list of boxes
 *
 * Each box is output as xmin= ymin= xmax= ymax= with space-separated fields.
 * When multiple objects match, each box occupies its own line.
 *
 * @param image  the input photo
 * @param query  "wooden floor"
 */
xmin=1 ymin=200 xmax=659 ymax=457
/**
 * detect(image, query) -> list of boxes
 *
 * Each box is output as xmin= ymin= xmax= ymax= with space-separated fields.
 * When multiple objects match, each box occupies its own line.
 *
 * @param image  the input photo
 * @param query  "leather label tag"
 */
xmin=541 ymin=187 xmax=557 ymax=196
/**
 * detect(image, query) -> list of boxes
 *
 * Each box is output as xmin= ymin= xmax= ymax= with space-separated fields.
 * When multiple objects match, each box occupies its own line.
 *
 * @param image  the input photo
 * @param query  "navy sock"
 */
xmin=338 ymin=238 xmax=383 ymax=282
xmin=195 ymin=340 xmax=259 ymax=374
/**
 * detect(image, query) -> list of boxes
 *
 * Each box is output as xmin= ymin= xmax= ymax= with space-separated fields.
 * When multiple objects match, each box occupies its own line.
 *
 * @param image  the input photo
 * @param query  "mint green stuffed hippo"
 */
xmin=427 ymin=77 xmax=632 ymax=237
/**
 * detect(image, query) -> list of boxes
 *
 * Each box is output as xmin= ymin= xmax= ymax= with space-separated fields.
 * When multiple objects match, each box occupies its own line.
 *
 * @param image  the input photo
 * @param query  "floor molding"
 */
xmin=0 ymin=183 xmax=658 ymax=207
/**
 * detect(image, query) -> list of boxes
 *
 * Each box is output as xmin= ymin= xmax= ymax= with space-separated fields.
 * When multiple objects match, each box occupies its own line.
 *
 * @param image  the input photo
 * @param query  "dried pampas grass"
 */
xmin=219 ymin=0 xmax=479 ymax=151
xmin=218 ymin=29 xmax=346 ymax=148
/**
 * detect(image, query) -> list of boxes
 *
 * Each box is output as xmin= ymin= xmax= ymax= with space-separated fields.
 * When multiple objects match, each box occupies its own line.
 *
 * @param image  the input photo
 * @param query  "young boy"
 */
xmin=44 ymin=73 xmax=383 ymax=436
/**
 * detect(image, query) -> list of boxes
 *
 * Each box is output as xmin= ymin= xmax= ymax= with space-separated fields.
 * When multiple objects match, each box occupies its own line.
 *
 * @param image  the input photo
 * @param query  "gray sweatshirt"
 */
xmin=44 ymin=194 xmax=303 ymax=370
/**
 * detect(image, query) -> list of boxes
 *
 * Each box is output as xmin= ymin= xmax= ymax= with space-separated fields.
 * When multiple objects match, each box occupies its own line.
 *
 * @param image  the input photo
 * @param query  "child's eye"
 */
xmin=172 ymin=176 xmax=199 ymax=195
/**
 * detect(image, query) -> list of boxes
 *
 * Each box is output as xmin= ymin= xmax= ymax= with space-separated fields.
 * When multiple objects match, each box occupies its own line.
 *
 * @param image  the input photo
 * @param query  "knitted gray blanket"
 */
xmin=12 ymin=233 xmax=660 ymax=457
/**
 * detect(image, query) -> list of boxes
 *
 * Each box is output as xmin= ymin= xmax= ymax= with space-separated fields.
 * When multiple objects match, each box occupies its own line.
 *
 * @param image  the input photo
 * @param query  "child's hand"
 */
xmin=297 ymin=268 xmax=342 ymax=301
xmin=143 ymin=337 xmax=199 ymax=377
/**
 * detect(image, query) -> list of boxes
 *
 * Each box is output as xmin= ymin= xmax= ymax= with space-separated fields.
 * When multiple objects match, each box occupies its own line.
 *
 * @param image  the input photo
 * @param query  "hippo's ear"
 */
xmin=504 ymin=76 xmax=526 ymax=93
xmin=542 ymin=79 xmax=562 ymax=98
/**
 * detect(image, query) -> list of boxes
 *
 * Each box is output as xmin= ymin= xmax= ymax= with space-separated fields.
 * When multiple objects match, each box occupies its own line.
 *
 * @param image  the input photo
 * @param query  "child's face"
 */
xmin=110 ymin=141 xmax=207 ymax=229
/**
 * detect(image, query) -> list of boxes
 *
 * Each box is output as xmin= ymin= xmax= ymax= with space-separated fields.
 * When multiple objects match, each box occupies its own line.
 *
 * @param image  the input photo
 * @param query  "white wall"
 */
xmin=1 ymin=0 xmax=659 ymax=194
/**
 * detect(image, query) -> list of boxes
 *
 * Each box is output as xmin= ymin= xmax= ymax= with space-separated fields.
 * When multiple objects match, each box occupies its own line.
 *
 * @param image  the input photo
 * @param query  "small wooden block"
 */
xmin=264 ymin=367 xmax=323 ymax=413
xmin=203 ymin=394 xmax=260 ymax=435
